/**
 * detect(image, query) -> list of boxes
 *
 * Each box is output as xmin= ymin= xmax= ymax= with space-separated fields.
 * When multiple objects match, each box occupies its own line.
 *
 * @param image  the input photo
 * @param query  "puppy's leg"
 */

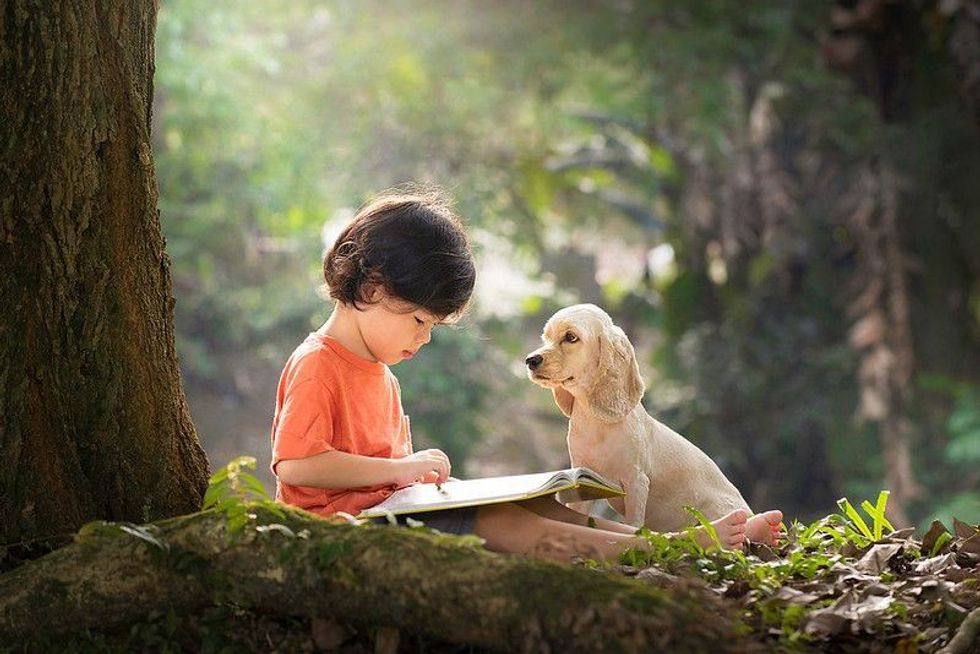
xmin=624 ymin=473 xmax=651 ymax=528
xmin=606 ymin=496 xmax=626 ymax=519
xmin=562 ymin=500 xmax=595 ymax=516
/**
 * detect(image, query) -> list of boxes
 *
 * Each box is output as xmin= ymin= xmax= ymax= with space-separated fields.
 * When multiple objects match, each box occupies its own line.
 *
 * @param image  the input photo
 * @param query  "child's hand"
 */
xmin=393 ymin=449 xmax=451 ymax=486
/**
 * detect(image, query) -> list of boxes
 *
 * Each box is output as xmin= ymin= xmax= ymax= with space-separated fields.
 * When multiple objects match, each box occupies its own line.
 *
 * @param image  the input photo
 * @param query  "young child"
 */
xmin=270 ymin=189 xmax=782 ymax=563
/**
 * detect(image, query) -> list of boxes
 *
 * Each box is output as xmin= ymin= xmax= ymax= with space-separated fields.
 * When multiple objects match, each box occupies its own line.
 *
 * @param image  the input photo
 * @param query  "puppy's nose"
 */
xmin=525 ymin=354 xmax=543 ymax=370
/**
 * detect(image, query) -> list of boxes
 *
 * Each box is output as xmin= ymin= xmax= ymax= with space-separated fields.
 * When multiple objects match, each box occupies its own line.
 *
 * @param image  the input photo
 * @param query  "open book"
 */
xmin=357 ymin=467 xmax=624 ymax=519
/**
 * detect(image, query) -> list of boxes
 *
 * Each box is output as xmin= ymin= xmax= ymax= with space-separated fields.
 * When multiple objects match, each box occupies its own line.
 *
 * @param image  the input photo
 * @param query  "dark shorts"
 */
xmin=371 ymin=507 xmax=478 ymax=536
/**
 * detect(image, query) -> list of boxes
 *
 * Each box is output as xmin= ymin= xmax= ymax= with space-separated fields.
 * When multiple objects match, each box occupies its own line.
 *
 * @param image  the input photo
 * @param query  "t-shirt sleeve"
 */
xmin=271 ymin=378 xmax=336 ymax=471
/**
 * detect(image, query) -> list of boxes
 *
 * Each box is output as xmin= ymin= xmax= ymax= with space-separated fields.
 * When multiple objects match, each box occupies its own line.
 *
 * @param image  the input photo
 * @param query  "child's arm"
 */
xmin=276 ymin=448 xmax=450 ymax=489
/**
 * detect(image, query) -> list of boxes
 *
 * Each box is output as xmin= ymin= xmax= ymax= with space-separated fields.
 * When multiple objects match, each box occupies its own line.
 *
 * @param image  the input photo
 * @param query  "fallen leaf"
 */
xmin=832 ymin=589 xmax=858 ymax=611
xmin=954 ymin=549 xmax=980 ymax=568
xmin=635 ymin=567 xmax=680 ymax=587
xmin=723 ymin=578 xmax=751 ymax=598
xmin=746 ymin=541 xmax=777 ymax=561
xmin=887 ymin=527 xmax=917 ymax=541
xmin=915 ymin=578 xmax=954 ymax=601
xmin=851 ymin=593 xmax=893 ymax=618
xmin=837 ymin=571 xmax=882 ymax=587
xmin=862 ymin=582 xmax=890 ymax=596
xmin=854 ymin=543 xmax=903 ymax=574
xmin=944 ymin=567 xmax=973 ymax=583
xmin=914 ymin=553 xmax=957 ymax=575
xmin=804 ymin=609 xmax=850 ymax=637
xmin=922 ymin=520 xmax=951 ymax=554
xmin=958 ymin=533 xmax=980 ymax=556
xmin=953 ymin=518 xmax=978 ymax=539
xmin=774 ymin=586 xmax=821 ymax=605
xmin=841 ymin=541 xmax=867 ymax=559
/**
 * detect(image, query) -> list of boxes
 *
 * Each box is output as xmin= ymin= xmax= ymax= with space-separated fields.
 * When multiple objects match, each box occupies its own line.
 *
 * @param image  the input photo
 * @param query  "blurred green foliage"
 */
xmin=155 ymin=0 xmax=979 ymax=525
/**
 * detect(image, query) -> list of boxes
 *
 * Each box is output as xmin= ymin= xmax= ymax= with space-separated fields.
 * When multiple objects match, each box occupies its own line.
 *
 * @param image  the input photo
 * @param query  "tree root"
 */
xmin=0 ymin=505 xmax=751 ymax=652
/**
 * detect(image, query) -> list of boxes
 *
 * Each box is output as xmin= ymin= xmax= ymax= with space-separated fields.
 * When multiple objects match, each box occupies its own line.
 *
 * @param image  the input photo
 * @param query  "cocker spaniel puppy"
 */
xmin=526 ymin=304 xmax=781 ymax=542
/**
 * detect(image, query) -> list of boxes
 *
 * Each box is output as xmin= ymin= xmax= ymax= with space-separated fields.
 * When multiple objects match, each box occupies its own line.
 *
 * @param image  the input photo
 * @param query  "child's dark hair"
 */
xmin=322 ymin=188 xmax=476 ymax=319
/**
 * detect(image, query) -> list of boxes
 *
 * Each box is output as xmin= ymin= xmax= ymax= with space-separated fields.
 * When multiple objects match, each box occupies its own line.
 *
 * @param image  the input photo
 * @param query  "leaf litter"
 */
xmin=604 ymin=511 xmax=980 ymax=652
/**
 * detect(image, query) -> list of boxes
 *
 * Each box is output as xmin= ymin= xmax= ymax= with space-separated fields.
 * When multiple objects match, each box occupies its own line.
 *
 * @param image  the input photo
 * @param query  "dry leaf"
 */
xmin=914 ymin=553 xmax=957 ymax=575
xmin=852 ymin=594 xmax=893 ymax=627
xmin=922 ymin=520 xmax=951 ymax=554
xmin=804 ymin=609 xmax=850 ymax=637
xmin=915 ymin=578 xmax=954 ymax=602
xmin=953 ymin=518 xmax=978 ymax=540
xmin=888 ymin=527 xmax=917 ymax=540
xmin=635 ymin=567 xmax=680 ymax=587
xmin=854 ymin=543 xmax=903 ymax=574
xmin=957 ymin=533 xmax=980 ymax=556
xmin=774 ymin=586 xmax=821 ymax=605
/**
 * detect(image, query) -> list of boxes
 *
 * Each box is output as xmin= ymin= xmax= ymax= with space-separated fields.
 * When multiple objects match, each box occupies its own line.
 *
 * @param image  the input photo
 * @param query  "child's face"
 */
xmin=356 ymin=293 xmax=446 ymax=365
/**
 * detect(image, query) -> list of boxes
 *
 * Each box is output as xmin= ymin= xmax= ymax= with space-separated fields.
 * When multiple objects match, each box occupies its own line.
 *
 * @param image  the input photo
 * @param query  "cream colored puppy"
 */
xmin=526 ymin=304 xmax=771 ymax=535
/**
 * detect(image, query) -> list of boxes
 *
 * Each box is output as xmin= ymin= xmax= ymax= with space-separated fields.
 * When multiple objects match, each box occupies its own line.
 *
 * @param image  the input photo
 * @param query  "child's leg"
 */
xmin=525 ymin=497 xmax=783 ymax=546
xmin=473 ymin=502 xmax=751 ymax=563
xmin=519 ymin=497 xmax=637 ymax=534
xmin=473 ymin=502 xmax=643 ymax=563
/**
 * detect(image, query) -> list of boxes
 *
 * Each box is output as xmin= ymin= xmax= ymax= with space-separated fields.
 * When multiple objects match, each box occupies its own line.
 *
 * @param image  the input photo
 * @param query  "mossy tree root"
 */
xmin=0 ymin=505 xmax=751 ymax=652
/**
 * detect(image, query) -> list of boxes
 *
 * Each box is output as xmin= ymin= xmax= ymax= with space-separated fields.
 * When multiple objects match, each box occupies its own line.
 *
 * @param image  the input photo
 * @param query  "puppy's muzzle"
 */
xmin=525 ymin=354 xmax=543 ymax=370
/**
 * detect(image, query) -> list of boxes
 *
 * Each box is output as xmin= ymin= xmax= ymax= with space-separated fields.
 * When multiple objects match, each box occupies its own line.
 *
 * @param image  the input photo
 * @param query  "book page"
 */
xmin=570 ymin=467 xmax=620 ymax=489
xmin=359 ymin=468 xmax=624 ymax=518
xmin=365 ymin=471 xmax=562 ymax=516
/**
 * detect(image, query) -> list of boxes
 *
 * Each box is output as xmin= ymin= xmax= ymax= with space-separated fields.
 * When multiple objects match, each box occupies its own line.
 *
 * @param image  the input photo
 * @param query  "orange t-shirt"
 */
xmin=270 ymin=332 xmax=412 ymax=517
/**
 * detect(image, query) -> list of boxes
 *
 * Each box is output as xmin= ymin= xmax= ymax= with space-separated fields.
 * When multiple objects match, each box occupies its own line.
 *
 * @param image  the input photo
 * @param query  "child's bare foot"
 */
xmin=745 ymin=510 xmax=783 ymax=545
xmin=689 ymin=509 xmax=747 ymax=550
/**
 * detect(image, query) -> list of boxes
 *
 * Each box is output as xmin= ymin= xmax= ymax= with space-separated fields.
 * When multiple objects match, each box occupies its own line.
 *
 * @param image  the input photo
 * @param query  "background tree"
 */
xmin=0 ymin=0 xmax=209 ymax=556
xmin=150 ymin=0 xmax=979 ymax=529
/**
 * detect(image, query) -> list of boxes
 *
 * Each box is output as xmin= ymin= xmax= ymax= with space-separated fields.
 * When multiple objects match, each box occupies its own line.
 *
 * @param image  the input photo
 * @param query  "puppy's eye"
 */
xmin=415 ymin=317 xmax=425 ymax=326
xmin=563 ymin=332 xmax=578 ymax=343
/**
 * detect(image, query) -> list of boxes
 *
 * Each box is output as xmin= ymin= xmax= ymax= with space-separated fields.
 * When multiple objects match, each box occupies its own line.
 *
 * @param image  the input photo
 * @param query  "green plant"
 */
xmin=684 ymin=505 xmax=722 ymax=552
xmin=929 ymin=531 xmax=954 ymax=557
xmin=835 ymin=491 xmax=894 ymax=546
xmin=203 ymin=456 xmax=284 ymax=533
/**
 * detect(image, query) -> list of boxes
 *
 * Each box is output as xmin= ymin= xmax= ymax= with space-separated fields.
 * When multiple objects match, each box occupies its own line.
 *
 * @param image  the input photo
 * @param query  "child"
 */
xmin=270 ymin=188 xmax=781 ymax=563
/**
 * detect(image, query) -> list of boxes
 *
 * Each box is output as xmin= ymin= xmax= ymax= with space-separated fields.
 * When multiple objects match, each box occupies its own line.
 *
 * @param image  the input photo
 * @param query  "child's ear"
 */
xmin=362 ymin=277 xmax=386 ymax=303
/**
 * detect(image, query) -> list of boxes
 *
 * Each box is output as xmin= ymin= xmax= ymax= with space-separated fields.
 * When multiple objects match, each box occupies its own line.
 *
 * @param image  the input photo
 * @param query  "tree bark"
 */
xmin=846 ymin=165 xmax=921 ymax=528
xmin=942 ymin=0 xmax=980 ymax=134
xmin=0 ymin=0 xmax=209 ymax=549
xmin=0 ymin=505 xmax=752 ymax=652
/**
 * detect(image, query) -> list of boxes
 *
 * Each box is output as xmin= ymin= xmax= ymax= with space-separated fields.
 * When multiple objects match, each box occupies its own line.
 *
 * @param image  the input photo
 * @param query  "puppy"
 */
xmin=525 ymin=303 xmax=752 ymax=532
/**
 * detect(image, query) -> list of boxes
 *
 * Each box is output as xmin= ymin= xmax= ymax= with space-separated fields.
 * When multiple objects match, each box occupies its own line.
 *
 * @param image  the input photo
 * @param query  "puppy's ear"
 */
xmin=553 ymin=386 xmax=575 ymax=417
xmin=586 ymin=324 xmax=645 ymax=422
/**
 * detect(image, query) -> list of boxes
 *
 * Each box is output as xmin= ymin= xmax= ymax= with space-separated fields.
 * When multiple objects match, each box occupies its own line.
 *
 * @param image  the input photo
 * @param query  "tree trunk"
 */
xmin=943 ymin=0 xmax=980 ymax=134
xmin=846 ymin=165 xmax=921 ymax=527
xmin=0 ymin=505 xmax=751 ymax=652
xmin=0 ymin=0 xmax=209 ymax=550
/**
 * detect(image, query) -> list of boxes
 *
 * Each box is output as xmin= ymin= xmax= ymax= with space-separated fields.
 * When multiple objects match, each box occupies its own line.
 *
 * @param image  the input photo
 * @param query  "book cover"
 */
xmin=358 ymin=467 xmax=624 ymax=519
